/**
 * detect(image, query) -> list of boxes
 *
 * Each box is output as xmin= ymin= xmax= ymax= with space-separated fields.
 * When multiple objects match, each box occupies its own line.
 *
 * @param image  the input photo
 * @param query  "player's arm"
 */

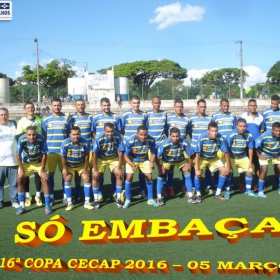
xmin=224 ymin=152 xmax=231 ymax=175
xmin=92 ymin=152 xmax=100 ymax=180
xmin=40 ymin=153 xmax=48 ymax=181
xmin=194 ymin=153 xmax=202 ymax=177
xmin=248 ymin=148 xmax=253 ymax=169
xmin=61 ymin=156 xmax=69 ymax=177
xmin=83 ymin=153 xmax=89 ymax=172
xmin=16 ymin=151 xmax=25 ymax=181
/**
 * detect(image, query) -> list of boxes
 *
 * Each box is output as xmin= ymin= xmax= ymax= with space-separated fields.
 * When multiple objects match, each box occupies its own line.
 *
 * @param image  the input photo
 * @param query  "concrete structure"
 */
xmin=114 ymin=77 xmax=129 ymax=101
xmin=0 ymin=78 xmax=10 ymax=103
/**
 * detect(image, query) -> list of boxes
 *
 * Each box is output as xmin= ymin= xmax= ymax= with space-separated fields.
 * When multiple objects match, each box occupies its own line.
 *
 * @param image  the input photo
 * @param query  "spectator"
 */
xmin=116 ymin=95 xmax=122 ymax=108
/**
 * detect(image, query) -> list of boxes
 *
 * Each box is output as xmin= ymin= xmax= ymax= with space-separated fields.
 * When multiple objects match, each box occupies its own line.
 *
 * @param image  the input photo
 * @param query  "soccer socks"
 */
xmin=205 ymin=169 xmax=211 ymax=189
xmin=139 ymin=172 xmax=146 ymax=192
xmin=258 ymin=179 xmax=265 ymax=193
xmin=116 ymin=185 xmax=122 ymax=200
xmin=18 ymin=192 xmax=25 ymax=208
xmin=193 ymin=176 xmax=200 ymax=198
xmin=157 ymin=176 xmax=164 ymax=198
xmin=49 ymin=174 xmax=54 ymax=195
xmin=146 ymin=180 xmax=153 ymax=200
xmin=167 ymin=171 xmax=174 ymax=188
xmin=92 ymin=186 xmax=99 ymax=202
xmin=111 ymin=174 xmax=116 ymax=195
xmin=214 ymin=171 xmax=219 ymax=188
xmin=124 ymin=181 xmax=132 ymax=202
xmin=64 ymin=181 xmax=72 ymax=204
xmin=84 ymin=182 xmax=91 ymax=203
xmin=215 ymin=174 xmax=226 ymax=195
xmin=75 ymin=183 xmax=81 ymax=197
xmin=99 ymin=176 xmax=104 ymax=195
xmin=44 ymin=194 xmax=51 ymax=208
xmin=34 ymin=172 xmax=42 ymax=193
xmin=184 ymin=173 xmax=193 ymax=195
xmin=245 ymin=174 xmax=253 ymax=192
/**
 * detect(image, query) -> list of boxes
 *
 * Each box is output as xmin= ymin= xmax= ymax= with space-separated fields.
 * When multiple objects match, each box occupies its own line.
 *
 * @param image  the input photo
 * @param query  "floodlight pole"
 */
xmin=34 ymin=38 xmax=41 ymax=102
xmin=236 ymin=40 xmax=243 ymax=99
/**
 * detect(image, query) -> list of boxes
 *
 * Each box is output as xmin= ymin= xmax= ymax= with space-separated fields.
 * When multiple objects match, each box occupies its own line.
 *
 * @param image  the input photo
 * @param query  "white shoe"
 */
xmin=12 ymin=202 xmax=20 ymax=208
xmin=84 ymin=202 xmax=94 ymax=210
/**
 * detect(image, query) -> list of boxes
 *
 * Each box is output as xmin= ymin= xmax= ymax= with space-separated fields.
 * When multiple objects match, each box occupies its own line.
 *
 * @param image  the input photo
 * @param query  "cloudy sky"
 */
xmin=1 ymin=0 xmax=279 ymax=88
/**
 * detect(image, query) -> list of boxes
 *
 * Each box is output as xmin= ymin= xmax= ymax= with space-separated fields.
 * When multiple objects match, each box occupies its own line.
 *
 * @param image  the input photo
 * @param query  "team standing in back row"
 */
xmin=1 ymin=93 xmax=280 ymax=215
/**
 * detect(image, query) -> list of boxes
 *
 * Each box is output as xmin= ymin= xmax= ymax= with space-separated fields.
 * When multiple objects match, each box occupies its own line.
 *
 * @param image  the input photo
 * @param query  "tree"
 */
xmin=267 ymin=61 xmax=280 ymax=84
xmin=0 ymin=72 xmax=15 ymax=86
xmin=113 ymin=59 xmax=187 ymax=100
xmin=197 ymin=68 xmax=248 ymax=98
xmin=18 ymin=59 xmax=77 ymax=98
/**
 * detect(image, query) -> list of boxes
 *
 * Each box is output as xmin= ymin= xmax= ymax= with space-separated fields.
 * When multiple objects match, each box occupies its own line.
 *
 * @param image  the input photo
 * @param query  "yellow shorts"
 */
xmin=217 ymin=150 xmax=225 ymax=160
xmin=88 ymin=151 xmax=93 ymax=169
xmin=47 ymin=153 xmax=62 ymax=173
xmin=229 ymin=157 xmax=252 ymax=173
xmin=259 ymin=158 xmax=280 ymax=166
xmin=162 ymin=160 xmax=189 ymax=171
xmin=68 ymin=163 xmax=88 ymax=176
xmin=126 ymin=161 xmax=152 ymax=174
xmin=22 ymin=162 xmax=45 ymax=177
xmin=199 ymin=157 xmax=224 ymax=172
xmin=96 ymin=157 xmax=120 ymax=173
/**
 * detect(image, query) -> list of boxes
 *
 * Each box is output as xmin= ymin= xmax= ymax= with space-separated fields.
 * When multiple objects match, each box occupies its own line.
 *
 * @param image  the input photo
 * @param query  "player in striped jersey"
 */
xmin=156 ymin=127 xmax=196 ymax=204
xmin=261 ymin=95 xmax=280 ymax=132
xmin=146 ymin=96 xmax=167 ymax=146
xmin=70 ymin=99 xmax=93 ymax=202
xmin=16 ymin=126 xmax=52 ymax=215
xmin=189 ymin=99 xmax=212 ymax=192
xmin=166 ymin=99 xmax=190 ymax=196
xmin=123 ymin=125 xmax=159 ymax=208
xmin=255 ymin=122 xmax=280 ymax=197
xmin=194 ymin=121 xmax=230 ymax=201
xmin=121 ymin=95 xmax=148 ymax=199
xmin=225 ymin=118 xmax=257 ymax=200
xmin=60 ymin=126 xmax=92 ymax=211
xmin=42 ymin=98 xmax=71 ymax=205
xmin=16 ymin=102 xmax=43 ymax=207
xmin=92 ymin=97 xmax=122 ymax=202
xmin=240 ymin=99 xmax=263 ymax=192
xmin=92 ymin=123 xmax=125 ymax=208
xmin=212 ymin=98 xmax=237 ymax=192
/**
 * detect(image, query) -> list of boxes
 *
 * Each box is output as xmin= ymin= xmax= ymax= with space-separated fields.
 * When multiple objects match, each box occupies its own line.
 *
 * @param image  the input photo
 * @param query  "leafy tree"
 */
xmin=113 ymin=59 xmax=187 ymax=100
xmin=0 ymin=72 xmax=15 ymax=86
xmin=197 ymin=68 xmax=248 ymax=98
xmin=18 ymin=59 xmax=77 ymax=98
xmin=267 ymin=61 xmax=280 ymax=84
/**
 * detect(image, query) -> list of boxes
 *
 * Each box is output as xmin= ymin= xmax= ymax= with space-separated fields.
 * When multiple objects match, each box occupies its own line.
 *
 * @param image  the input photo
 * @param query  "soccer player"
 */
xmin=212 ymin=98 xmax=237 ymax=193
xmin=42 ymin=98 xmax=71 ymax=205
xmin=0 ymin=108 xmax=19 ymax=209
xmin=121 ymin=95 xmax=148 ymax=199
xmin=60 ymin=126 xmax=92 ymax=211
xmin=189 ymin=99 xmax=212 ymax=191
xmin=194 ymin=121 xmax=230 ymax=201
xmin=261 ymin=94 xmax=280 ymax=189
xmin=92 ymin=97 xmax=122 ymax=202
xmin=17 ymin=102 xmax=43 ymax=207
xmin=123 ymin=125 xmax=158 ymax=208
xmin=92 ymin=123 xmax=125 ymax=208
xmin=156 ymin=127 xmax=196 ymax=204
xmin=70 ymin=99 xmax=93 ymax=202
xmin=166 ymin=98 xmax=191 ymax=197
xmin=225 ymin=118 xmax=257 ymax=200
xmin=240 ymin=99 xmax=263 ymax=191
xmin=16 ymin=126 xmax=52 ymax=215
xmin=255 ymin=122 xmax=280 ymax=198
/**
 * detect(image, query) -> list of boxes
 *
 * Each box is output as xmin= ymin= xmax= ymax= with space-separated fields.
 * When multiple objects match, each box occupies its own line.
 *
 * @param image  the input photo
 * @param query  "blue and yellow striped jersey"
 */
xmin=124 ymin=134 xmax=156 ymax=163
xmin=195 ymin=132 xmax=228 ymax=160
xmin=261 ymin=107 xmax=280 ymax=132
xmin=189 ymin=113 xmax=212 ymax=148
xmin=146 ymin=109 xmax=167 ymax=146
xmin=157 ymin=137 xmax=194 ymax=163
xmin=92 ymin=111 xmax=122 ymax=137
xmin=60 ymin=137 xmax=90 ymax=168
xmin=17 ymin=134 xmax=47 ymax=164
xmin=121 ymin=109 xmax=148 ymax=140
xmin=226 ymin=128 xmax=254 ymax=158
xmin=93 ymin=131 xmax=125 ymax=160
xmin=70 ymin=112 xmax=93 ymax=143
xmin=212 ymin=110 xmax=237 ymax=139
xmin=166 ymin=113 xmax=190 ymax=140
xmin=255 ymin=131 xmax=280 ymax=158
xmin=42 ymin=114 xmax=71 ymax=154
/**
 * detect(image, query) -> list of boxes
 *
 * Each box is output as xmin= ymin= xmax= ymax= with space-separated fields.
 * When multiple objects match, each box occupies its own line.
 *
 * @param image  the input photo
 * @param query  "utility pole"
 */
xmin=236 ymin=40 xmax=243 ymax=99
xmin=34 ymin=38 xmax=40 ymax=102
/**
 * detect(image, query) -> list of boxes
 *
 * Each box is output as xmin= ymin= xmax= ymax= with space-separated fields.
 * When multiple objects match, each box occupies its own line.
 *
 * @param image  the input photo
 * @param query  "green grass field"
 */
xmin=1 ymin=166 xmax=280 ymax=280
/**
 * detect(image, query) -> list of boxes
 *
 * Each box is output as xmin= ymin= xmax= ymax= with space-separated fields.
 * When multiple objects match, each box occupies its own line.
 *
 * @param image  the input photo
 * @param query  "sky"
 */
xmin=0 ymin=0 xmax=280 ymax=88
